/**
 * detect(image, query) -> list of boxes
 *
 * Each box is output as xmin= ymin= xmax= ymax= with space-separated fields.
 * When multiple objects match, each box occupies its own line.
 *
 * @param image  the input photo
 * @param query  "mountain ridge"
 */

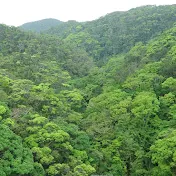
xmin=20 ymin=18 xmax=63 ymax=32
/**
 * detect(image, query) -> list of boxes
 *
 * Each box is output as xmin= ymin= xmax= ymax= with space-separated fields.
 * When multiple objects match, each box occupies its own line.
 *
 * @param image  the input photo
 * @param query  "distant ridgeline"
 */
xmin=0 ymin=4 xmax=176 ymax=176
xmin=20 ymin=18 xmax=63 ymax=33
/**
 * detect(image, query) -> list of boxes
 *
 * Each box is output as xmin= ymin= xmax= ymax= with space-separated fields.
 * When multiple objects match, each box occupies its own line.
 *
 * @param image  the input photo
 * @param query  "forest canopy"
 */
xmin=0 ymin=4 xmax=176 ymax=176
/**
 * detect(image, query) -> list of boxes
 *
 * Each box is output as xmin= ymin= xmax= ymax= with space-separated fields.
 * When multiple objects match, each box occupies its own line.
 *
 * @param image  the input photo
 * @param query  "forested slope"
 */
xmin=0 ymin=5 xmax=176 ymax=176
xmin=45 ymin=5 xmax=176 ymax=64
xmin=0 ymin=24 xmax=95 ymax=176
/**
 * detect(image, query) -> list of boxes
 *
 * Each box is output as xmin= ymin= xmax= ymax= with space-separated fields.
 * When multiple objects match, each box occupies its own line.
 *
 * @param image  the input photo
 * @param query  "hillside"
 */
xmin=45 ymin=5 xmax=176 ymax=64
xmin=0 ymin=4 xmax=176 ymax=176
xmin=20 ymin=18 xmax=63 ymax=32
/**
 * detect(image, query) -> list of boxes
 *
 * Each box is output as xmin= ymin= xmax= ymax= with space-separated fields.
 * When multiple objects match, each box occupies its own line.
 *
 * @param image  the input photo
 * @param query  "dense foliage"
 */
xmin=44 ymin=5 xmax=176 ymax=64
xmin=1 ymin=4 xmax=176 ymax=176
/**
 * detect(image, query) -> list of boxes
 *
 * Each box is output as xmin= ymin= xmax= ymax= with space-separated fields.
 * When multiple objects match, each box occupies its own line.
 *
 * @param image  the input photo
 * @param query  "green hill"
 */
xmin=20 ymin=18 xmax=63 ymax=32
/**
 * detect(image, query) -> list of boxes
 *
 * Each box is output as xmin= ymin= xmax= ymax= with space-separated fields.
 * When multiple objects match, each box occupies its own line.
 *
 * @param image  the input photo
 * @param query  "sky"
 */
xmin=0 ymin=0 xmax=176 ymax=26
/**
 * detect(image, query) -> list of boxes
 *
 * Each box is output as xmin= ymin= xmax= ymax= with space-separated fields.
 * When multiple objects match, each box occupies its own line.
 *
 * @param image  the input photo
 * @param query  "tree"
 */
xmin=0 ymin=124 xmax=35 ymax=176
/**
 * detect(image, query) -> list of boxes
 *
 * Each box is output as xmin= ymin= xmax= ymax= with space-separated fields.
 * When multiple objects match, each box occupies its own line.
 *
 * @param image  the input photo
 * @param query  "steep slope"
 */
xmin=46 ymin=5 xmax=176 ymax=63
xmin=20 ymin=18 xmax=63 ymax=32
xmin=74 ymin=26 xmax=176 ymax=175
xmin=0 ymin=24 xmax=94 ymax=80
